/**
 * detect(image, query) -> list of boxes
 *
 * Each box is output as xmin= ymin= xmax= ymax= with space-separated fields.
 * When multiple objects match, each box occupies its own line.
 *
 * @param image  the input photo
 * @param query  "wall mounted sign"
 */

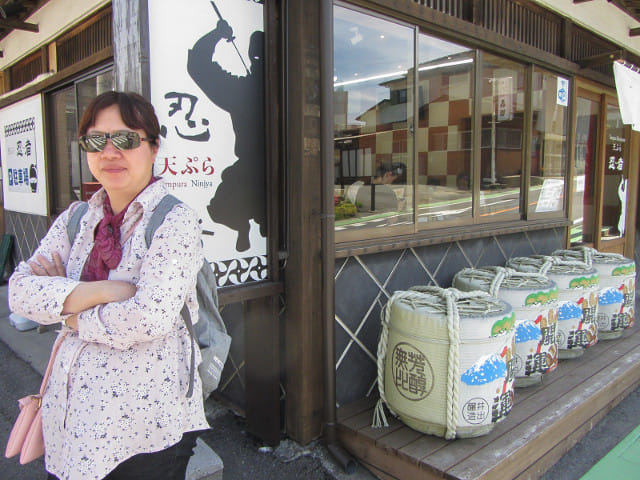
xmin=0 ymin=94 xmax=48 ymax=216
xmin=148 ymin=0 xmax=266 ymax=287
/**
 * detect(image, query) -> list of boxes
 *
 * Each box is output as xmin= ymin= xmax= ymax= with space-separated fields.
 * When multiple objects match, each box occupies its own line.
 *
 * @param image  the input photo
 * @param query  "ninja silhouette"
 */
xmin=188 ymin=18 xmax=266 ymax=252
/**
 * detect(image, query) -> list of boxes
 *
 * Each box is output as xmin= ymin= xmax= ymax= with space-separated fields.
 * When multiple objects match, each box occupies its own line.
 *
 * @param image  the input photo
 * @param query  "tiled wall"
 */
xmin=334 ymin=227 xmax=565 ymax=406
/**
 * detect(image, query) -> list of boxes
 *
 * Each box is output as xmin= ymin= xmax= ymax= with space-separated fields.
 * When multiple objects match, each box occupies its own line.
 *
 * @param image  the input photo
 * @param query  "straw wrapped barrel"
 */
xmin=453 ymin=266 xmax=559 ymax=387
xmin=372 ymin=287 xmax=515 ymax=439
xmin=552 ymin=247 xmax=635 ymax=340
xmin=506 ymin=255 xmax=599 ymax=359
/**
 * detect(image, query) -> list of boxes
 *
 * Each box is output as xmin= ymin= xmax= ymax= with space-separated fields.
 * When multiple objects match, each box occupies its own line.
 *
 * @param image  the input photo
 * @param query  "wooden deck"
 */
xmin=337 ymin=324 xmax=640 ymax=480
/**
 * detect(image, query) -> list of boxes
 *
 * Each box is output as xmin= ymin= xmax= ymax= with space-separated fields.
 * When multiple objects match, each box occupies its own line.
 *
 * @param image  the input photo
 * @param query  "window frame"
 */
xmin=333 ymin=2 xmax=572 ymax=247
xmin=45 ymin=64 xmax=113 ymax=217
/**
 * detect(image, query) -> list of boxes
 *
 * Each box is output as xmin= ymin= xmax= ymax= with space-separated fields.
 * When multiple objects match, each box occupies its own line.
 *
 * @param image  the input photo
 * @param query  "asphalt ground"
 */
xmin=0 ymin=336 xmax=374 ymax=480
xmin=5 ymin=326 xmax=640 ymax=480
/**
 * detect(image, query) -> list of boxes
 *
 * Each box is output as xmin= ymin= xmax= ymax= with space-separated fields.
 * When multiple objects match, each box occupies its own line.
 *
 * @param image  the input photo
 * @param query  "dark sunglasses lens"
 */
xmin=111 ymin=132 xmax=141 ymax=150
xmin=80 ymin=135 xmax=106 ymax=152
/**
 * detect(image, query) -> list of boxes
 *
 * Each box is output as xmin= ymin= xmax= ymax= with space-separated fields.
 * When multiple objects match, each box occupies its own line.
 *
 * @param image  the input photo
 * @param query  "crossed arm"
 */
xmin=28 ymin=252 xmax=136 ymax=330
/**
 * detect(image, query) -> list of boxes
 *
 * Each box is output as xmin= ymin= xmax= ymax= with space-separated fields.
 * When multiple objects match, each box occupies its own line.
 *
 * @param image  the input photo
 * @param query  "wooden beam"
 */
xmin=573 ymin=0 xmax=596 ymax=3
xmin=244 ymin=295 xmax=281 ymax=446
xmin=0 ymin=18 xmax=38 ymax=32
xmin=577 ymin=50 xmax=624 ymax=68
xmin=630 ymin=27 xmax=640 ymax=36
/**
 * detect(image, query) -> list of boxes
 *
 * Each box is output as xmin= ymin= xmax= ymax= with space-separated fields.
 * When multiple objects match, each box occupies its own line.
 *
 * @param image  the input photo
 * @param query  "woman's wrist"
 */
xmin=62 ymin=314 xmax=79 ymax=330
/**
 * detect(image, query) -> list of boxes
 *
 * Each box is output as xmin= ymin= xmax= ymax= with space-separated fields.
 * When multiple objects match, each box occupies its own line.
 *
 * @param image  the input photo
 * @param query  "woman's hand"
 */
xmin=28 ymin=252 xmax=65 ymax=277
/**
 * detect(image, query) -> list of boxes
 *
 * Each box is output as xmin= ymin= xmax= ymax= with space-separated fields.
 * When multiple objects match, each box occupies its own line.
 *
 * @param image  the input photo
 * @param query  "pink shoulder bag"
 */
xmin=5 ymin=332 xmax=67 ymax=464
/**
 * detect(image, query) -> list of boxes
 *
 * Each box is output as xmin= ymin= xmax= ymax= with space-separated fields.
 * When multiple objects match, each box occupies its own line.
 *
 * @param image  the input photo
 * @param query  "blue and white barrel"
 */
xmin=552 ymin=247 xmax=635 ymax=340
xmin=453 ymin=266 xmax=559 ymax=387
xmin=506 ymin=255 xmax=599 ymax=359
xmin=372 ymin=287 xmax=515 ymax=439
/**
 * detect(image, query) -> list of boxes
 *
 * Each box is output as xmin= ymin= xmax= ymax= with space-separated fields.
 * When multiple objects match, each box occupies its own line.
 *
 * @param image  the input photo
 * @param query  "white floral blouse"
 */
xmin=8 ymin=180 xmax=210 ymax=480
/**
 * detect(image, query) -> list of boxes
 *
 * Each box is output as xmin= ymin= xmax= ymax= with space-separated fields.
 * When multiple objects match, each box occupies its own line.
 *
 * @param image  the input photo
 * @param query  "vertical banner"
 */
xmin=148 ymin=0 xmax=266 ymax=287
xmin=0 ymin=94 xmax=48 ymax=216
xmin=496 ymin=76 xmax=513 ymax=122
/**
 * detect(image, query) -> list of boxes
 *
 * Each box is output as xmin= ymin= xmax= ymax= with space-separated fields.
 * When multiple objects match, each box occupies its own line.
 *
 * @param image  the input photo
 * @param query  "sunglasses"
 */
xmin=79 ymin=131 xmax=152 ymax=152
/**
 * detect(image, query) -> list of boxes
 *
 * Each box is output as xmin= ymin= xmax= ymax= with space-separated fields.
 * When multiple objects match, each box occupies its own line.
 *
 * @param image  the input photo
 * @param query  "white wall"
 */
xmin=0 ymin=0 xmax=110 ymax=70
xmin=533 ymin=0 xmax=640 ymax=58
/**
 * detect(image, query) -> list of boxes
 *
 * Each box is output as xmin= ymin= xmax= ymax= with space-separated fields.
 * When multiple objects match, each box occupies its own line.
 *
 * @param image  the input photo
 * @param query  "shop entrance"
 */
xmin=571 ymin=83 xmax=636 ymax=256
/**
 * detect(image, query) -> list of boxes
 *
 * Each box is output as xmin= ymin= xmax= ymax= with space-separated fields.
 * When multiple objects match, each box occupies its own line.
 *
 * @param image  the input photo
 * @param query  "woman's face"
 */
xmin=85 ymin=104 xmax=158 ymax=205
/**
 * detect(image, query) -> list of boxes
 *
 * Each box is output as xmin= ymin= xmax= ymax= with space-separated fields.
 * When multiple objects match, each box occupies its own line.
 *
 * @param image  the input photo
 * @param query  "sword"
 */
xmin=210 ymin=1 xmax=250 ymax=75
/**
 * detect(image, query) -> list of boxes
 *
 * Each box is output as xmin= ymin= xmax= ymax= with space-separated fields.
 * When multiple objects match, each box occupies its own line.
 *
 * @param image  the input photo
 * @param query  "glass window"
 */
xmin=479 ymin=54 xmax=526 ymax=220
xmin=601 ymin=104 xmax=628 ymax=240
xmin=416 ymin=32 xmax=474 ymax=225
xmin=571 ymin=96 xmax=599 ymax=245
xmin=47 ymin=69 xmax=113 ymax=215
xmin=332 ymin=5 xmax=570 ymax=242
xmin=48 ymin=86 xmax=78 ymax=214
xmin=529 ymin=69 xmax=569 ymax=217
xmin=333 ymin=6 xmax=413 ymax=234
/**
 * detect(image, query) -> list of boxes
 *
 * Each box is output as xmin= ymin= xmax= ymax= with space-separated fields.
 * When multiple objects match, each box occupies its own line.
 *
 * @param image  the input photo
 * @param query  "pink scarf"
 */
xmin=80 ymin=178 xmax=156 ymax=281
xmin=80 ymin=195 xmax=128 ymax=281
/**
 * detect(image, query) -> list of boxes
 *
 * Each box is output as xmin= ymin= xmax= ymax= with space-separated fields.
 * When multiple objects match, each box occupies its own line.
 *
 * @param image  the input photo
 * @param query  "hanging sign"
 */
xmin=148 ymin=0 xmax=266 ymax=287
xmin=613 ymin=62 xmax=640 ymax=132
xmin=0 ymin=94 xmax=48 ymax=216
xmin=556 ymin=76 xmax=569 ymax=107
xmin=496 ymin=77 xmax=513 ymax=122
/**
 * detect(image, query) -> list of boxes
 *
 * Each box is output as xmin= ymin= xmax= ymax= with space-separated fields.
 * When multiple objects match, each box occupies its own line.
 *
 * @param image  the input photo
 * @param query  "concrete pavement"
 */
xmin=0 ymin=284 xmax=375 ymax=480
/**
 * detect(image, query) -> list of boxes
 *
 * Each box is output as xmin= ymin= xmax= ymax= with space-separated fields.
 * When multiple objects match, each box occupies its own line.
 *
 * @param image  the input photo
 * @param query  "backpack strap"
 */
xmin=145 ymin=194 xmax=182 ymax=248
xmin=181 ymin=304 xmax=197 ymax=398
xmin=67 ymin=202 xmax=89 ymax=246
xmin=146 ymin=194 xmax=200 ymax=398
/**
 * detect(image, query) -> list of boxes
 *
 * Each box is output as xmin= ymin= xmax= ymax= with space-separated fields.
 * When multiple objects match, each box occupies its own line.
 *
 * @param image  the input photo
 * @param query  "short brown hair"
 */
xmin=78 ymin=91 xmax=161 ymax=146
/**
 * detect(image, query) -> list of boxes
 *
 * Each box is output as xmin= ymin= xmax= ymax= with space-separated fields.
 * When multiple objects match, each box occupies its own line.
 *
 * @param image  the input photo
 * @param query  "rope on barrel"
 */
xmin=373 ymin=287 xmax=493 ymax=439
xmin=456 ymin=266 xmax=552 ymax=297
xmin=507 ymin=255 xmax=592 ymax=276
xmin=372 ymin=293 xmax=397 ymax=429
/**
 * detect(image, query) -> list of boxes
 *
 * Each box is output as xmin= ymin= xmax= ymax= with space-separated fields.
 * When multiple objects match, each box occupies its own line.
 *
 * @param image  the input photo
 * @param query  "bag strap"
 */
xmin=39 ymin=332 xmax=69 ymax=397
xmin=146 ymin=194 xmax=199 ymax=398
xmin=145 ymin=195 xmax=182 ymax=248
xmin=67 ymin=202 xmax=89 ymax=246
xmin=181 ymin=304 xmax=197 ymax=398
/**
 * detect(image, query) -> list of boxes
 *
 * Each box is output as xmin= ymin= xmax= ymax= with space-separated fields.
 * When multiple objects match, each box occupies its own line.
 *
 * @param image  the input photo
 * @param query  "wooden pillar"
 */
xmin=111 ymin=0 xmax=150 ymax=97
xmin=244 ymin=295 xmax=281 ymax=446
xmin=284 ymin=0 xmax=325 ymax=444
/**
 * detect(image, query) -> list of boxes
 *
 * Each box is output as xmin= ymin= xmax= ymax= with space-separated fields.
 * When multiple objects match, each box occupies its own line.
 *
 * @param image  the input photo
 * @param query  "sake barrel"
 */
xmin=506 ymin=255 xmax=599 ymax=359
xmin=374 ymin=287 xmax=515 ymax=439
xmin=453 ymin=266 xmax=559 ymax=387
xmin=552 ymin=247 xmax=635 ymax=339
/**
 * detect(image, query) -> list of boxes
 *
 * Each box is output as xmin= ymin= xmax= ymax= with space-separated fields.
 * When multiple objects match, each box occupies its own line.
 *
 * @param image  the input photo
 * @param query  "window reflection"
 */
xmin=333 ymin=6 xmax=413 ymax=232
xmin=571 ymin=97 xmax=599 ymax=245
xmin=480 ymin=54 xmax=525 ymax=220
xmin=529 ymin=69 xmax=568 ymax=217
xmin=416 ymin=32 xmax=474 ymax=225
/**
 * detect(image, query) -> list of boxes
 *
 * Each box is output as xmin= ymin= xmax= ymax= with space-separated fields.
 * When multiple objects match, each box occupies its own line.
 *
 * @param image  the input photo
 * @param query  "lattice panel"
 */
xmin=334 ymin=228 xmax=565 ymax=406
xmin=5 ymin=210 xmax=50 ymax=267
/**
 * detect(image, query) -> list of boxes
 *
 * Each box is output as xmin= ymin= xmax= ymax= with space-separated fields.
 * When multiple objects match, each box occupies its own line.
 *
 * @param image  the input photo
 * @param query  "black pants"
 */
xmin=46 ymin=431 xmax=200 ymax=480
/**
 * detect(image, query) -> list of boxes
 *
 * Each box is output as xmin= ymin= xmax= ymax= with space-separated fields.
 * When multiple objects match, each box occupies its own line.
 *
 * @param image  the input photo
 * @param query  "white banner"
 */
xmin=496 ymin=76 xmax=513 ymax=122
xmin=148 ymin=0 xmax=266 ymax=287
xmin=613 ymin=62 xmax=640 ymax=132
xmin=0 ymin=94 xmax=48 ymax=216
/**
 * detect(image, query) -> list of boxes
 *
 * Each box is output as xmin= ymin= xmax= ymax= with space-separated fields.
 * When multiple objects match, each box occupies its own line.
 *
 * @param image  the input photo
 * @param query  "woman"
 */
xmin=8 ymin=91 xmax=210 ymax=480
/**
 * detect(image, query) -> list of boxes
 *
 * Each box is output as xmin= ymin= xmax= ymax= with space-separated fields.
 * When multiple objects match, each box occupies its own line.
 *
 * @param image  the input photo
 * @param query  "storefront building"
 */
xmin=1 ymin=0 xmax=640 ymax=476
